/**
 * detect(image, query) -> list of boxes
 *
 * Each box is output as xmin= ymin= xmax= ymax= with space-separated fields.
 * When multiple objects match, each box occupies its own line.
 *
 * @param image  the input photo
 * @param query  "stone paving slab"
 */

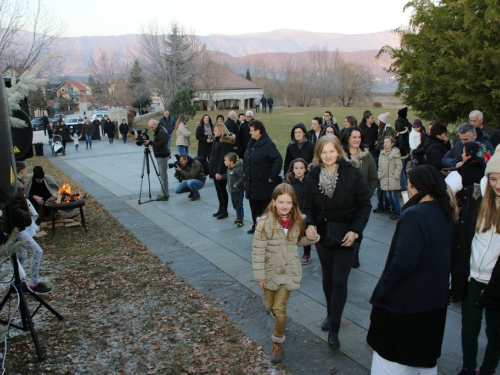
xmin=34 ymin=131 xmax=489 ymax=375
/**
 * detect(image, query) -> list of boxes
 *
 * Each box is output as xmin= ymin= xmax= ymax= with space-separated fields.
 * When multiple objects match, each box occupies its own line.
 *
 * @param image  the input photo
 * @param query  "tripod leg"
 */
xmin=138 ymin=150 xmax=148 ymax=204
xmin=27 ymin=291 xmax=64 ymax=320
xmin=145 ymin=151 xmax=152 ymax=199
xmin=17 ymin=284 xmax=45 ymax=360
xmin=0 ymin=285 xmax=14 ymax=311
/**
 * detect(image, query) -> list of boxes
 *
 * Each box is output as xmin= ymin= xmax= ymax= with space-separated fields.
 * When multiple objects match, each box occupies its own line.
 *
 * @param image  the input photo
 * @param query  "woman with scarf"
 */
xmin=302 ymin=135 xmax=371 ymax=349
xmin=368 ymin=165 xmax=457 ymax=375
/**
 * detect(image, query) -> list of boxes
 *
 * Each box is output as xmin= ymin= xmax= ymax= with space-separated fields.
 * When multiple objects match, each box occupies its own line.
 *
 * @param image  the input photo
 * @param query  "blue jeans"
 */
xmin=85 ymin=134 xmax=92 ymax=148
xmin=231 ymin=191 xmax=244 ymax=219
xmin=122 ymin=132 xmax=127 ymax=143
xmin=384 ymin=190 xmax=400 ymax=211
xmin=167 ymin=137 xmax=172 ymax=153
xmin=175 ymin=179 xmax=204 ymax=196
xmin=377 ymin=180 xmax=390 ymax=210
xmin=177 ymin=145 xmax=188 ymax=156
xmin=400 ymin=158 xmax=408 ymax=191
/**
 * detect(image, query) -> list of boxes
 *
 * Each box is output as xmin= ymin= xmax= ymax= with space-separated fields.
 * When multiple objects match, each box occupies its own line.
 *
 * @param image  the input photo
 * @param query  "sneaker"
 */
xmin=190 ymin=194 xmax=201 ymax=201
xmin=29 ymin=283 xmax=52 ymax=294
xmin=233 ymin=219 xmax=240 ymax=224
xmin=236 ymin=219 xmax=244 ymax=228
xmin=188 ymin=192 xmax=194 ymax=199
xmin=156 ymin=195 xmax=168 ymax=201
xmin=301 ymin=253 xmax=311 ymax=265
xmin=389 ymin=210 xmax=400 ymax=221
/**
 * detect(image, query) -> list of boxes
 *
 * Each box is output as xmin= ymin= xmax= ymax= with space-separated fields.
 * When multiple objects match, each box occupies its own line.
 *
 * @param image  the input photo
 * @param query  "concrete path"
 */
xmin=33 ymin=131 xmax=488 ymax=374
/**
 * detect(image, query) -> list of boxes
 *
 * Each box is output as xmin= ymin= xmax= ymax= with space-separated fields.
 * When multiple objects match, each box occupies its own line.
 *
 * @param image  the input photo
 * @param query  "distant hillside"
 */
xmin=53 ymin=29 xmax=398 ymax=90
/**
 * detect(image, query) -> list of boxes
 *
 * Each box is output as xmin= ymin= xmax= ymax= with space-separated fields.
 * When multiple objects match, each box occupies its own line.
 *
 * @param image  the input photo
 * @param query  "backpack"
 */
xmin=193 ymin=156 xmax=210 ymax=176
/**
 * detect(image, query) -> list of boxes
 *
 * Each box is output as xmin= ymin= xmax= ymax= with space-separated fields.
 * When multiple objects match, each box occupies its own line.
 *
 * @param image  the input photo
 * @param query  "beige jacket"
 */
xmin=175 ymin=122 xmax=191 ymax=146
xmin=378 ymin=146 xmax=402 ymax=191
xmin=252 ymin=214 xmax=318 ymax=291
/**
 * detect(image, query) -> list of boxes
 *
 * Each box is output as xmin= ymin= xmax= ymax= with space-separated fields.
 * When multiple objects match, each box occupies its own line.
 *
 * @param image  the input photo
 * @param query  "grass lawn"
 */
xmin=0 ymin=156 xmax=286 ymax=374
xmin=134 ymin=106 xmax=417 ymax=158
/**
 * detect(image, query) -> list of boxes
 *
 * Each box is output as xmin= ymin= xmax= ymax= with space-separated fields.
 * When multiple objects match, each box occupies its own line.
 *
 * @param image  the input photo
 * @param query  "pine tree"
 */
xmin=245 ymin=69 xmax=252 ymax=81
xmin=169 ymin=89 xmax=196 ymax=120
xmin=128 ymin=59 xmax=152 ymax=110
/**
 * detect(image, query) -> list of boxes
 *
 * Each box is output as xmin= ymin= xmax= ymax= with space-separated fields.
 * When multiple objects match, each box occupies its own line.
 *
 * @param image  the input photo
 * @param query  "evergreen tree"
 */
xmin=169 ymin=89 xmax=196 ymax=120
xmin=128 ymin=59 xmax=152 ymax=110
xmin=379 ymin=0 xmax=500 ymax=124
xmin=245 ymin=69 xmax=252 ymax=81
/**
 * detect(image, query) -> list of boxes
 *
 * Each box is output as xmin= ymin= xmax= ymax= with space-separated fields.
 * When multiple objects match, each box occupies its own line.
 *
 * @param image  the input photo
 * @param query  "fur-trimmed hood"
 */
xmin=218 ymin=133 xmax=236 ymax=145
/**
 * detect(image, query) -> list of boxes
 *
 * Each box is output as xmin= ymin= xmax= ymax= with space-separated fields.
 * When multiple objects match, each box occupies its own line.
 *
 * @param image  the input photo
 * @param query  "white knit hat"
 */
xmin=485 ymin=145 xmax=500 ymax=176
xmin=445 ymin=171 xmax=463 ymax=195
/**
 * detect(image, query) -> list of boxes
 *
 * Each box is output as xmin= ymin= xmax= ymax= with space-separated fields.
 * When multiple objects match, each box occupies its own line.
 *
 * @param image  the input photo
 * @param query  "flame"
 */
xmin=58 ymin=183 xmax=81 ymax=203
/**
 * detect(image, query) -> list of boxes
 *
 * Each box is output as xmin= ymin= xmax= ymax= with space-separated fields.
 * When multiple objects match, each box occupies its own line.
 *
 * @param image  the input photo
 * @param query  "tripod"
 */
xmin=0 ymin=253 xmax=63 ymax=360
xmin=138 ymin=146 xmax=167 ymax=204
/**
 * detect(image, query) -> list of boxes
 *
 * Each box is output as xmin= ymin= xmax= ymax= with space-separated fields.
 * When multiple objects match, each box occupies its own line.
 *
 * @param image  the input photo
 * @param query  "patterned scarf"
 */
xmin=319 ymin=166 xmax=339 ymax=198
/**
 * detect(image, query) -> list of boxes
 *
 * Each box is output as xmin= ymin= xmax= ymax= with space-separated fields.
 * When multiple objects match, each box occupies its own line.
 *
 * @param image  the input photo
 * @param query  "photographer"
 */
xmin=143 ymin=119 xmax=171 ymax=201
xmin=173 ymin=155 xmax=206 ymax=201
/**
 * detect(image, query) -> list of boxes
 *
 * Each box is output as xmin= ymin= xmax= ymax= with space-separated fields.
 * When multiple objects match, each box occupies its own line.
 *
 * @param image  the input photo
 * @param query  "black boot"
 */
xmin=328 ymin=321 xmax=341 ymax=348
xmin=213 ymin=207 xmax=223 ymax=217
xmin=217 ymin=208 xmax=228 ymax=220
xmin=321 ymin=316 xmax=332 ymax=332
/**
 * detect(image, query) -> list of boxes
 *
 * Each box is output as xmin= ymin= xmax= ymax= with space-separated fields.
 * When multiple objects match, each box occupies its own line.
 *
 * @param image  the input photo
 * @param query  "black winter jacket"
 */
xmin=196 ymin=123 xmax=214 ymax=158
xmin=395 ymin=129 xmax=410 ymax=158
xmin=307 ymin=129 xmax=321 ymax=144
xmin=284 ymin=124 xmax=315 ymax=172
xmin=243 ymin=133 xmax=283 ymax=200
xmin=119 ymin=122 xmax=129 ymax=134
xmin=302 ymin=159 xmax=371 ymax=239
xmin=0 ymin=182 xmax=31 ymax=233
xmin=223 ymin=159 xmax=245 ymax=193
xmin=412 ymin=136 xmax=451 ymax=171
xmin=159 ymin=115 xmax=175 ymax=133
xmin=209 ymin=133 xmax=235 ymax=177
xmin=104 ymin=121 xmax=115 ymax=137
xmin=150 ymin=125 xmax=171 ymax=158
xmin=284 ymin=176 xmax=307 ymax=209
xmin=238 ymin=120 xmax=252 ymax=158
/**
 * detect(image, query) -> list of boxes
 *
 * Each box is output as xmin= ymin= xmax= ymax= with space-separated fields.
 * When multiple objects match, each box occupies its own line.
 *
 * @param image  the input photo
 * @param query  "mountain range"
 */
xmin=57 ymin=29 xmax=399 ymax=89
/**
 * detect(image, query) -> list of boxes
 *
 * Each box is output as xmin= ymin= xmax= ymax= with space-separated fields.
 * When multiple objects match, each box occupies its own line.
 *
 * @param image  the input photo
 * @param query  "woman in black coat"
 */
xmin=60 ymin=120 xmax=71 ymax=154
xmin=367 ymin=165 xmax=456 ymax=373
xmin=104 ymin=118 xmax=115 ymax=144
xmin=196 ymin=114 xmax=213 ymax=161
xmin=394 ymin=118 xmax=410 ymax=190
xmin=307 ymin=117 xmax=323 ymax=144
xmin=209 ymin=123 xmax=235 ymax=220
xmin=284 ymin=123 xmax=315 ymax=172
xmin=302 ymin=135 xmax=371 ymax=349
xmin=243 ymin=120 xmax=283 ymax=234
xmin=412 ymin=123 xmax=451 ymax=171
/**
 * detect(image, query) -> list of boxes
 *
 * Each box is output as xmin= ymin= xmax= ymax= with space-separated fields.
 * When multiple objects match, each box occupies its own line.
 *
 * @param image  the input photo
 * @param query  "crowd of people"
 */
xmin=18 ymin=105 xmax=500 ymax=374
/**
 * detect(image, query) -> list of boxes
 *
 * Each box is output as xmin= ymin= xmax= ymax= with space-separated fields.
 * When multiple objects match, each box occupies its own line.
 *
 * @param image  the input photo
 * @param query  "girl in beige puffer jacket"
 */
xmin=252 ymin=183 xmax=319 ymax=364
xmin=378 ymin=136 xmax=403 ymax=220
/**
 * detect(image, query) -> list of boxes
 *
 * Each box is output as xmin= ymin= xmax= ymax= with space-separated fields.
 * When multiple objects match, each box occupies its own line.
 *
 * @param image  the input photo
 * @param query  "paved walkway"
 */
xmin=34 ymin=131 xmax=488 ymax=374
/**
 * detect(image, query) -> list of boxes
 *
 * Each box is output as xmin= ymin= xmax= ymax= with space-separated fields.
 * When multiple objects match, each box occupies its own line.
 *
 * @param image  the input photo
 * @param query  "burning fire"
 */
xmin=57 ymin=183 xmax=82 ymax=203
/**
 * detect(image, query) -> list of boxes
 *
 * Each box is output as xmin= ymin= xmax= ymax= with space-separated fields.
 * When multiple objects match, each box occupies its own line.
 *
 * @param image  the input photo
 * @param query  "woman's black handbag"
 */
xmin=323 ymin=222 xmax=352 ymax=249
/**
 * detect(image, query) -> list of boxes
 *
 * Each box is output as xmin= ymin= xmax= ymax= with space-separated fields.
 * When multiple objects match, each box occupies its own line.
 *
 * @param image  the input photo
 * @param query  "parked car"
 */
xmin=31 ymin=118 xmax=44 ymax=131
xmin=90 ymin=112 xmax=108 ymax=122
xmin=65 ymin=117 xmax=85 ymax=135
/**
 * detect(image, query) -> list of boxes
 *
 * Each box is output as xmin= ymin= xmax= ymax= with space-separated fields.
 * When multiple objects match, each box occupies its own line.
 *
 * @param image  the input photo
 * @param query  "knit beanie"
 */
xmin=33 ymin=166 xmax=44 ymax=179
xmin=413 ymin=119 xmax=423 ymax=128
xmin=485 ymin=145 xmax=500 ymax=176
xmin=398 ymin=107 xmax=408 ymax=119
xmin=378 ymin=112 xmax=390 ymax=124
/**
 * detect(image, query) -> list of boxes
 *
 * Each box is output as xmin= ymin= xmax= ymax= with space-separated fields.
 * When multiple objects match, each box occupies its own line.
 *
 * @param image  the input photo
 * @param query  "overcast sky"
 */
xmin=49 ymin=0 xmax=412 ymax=37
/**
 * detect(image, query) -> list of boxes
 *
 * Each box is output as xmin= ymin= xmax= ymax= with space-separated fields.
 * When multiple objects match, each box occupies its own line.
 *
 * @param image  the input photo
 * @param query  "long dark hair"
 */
xmin=340 ymin=126 xmax=367 ymax=157
xmin=359 ymin=111 xmax=373 ymax=126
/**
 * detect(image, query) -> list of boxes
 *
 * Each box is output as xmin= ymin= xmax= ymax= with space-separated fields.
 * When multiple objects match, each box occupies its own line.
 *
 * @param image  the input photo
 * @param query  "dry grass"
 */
xmin=0 ymin=157 xmax=288 ymax=375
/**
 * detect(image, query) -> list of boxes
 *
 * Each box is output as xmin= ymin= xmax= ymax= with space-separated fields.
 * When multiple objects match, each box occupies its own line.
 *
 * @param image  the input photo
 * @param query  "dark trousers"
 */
xmin=316 ymin=242 xmax=358 ymax=326
xmin=214 ymin=178 xmax=228 ymax=209
xmin=461 ymin=278 xmax=500 ymax=374
xmin=230 ymin=191 xmax=244 ymax=219
xmin=249 ymin=198 xmax=270 ymax=227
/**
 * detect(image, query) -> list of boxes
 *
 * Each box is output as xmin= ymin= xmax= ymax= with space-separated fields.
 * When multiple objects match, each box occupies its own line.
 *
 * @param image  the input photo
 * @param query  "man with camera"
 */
xmin=173 ymin=155 xmax=206 ymax=201
xmin=144 ymin=119 xmax=170 ymax=201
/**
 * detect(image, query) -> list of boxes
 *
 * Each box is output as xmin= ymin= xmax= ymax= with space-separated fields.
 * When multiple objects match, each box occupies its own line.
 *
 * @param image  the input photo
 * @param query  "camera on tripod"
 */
xmin=131 ymin=128 xmax=150 ymax=146
xmin=168 ymin=154 xmax=181 ymax=169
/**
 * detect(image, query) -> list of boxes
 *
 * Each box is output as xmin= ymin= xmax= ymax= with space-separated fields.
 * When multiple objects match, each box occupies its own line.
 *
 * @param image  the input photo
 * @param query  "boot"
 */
xmin=328 ymin=321 xmax=341 ymax=348
xmin=389 ymin=210 xmax=400 ymax=221
xmin=212 ymin=207 xmax=223 ymax=217
xmin=321 ymin=316 xmax=332 ymax=332
xmin=271 ymin=335 xmax=285 ymax=363
xmin=216 ymin=208 xmax=228 ymax=220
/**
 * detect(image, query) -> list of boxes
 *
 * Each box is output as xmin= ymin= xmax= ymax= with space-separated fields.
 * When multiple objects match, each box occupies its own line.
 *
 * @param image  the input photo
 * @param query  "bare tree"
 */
xmin=0 ymin=0 xmax=66 ymax=74
xmin=307 ymin=46 xmax=341 ymax=106
xmin=88 ymin=49 xmax=130 ymax=107
xmin=269 ymin=56 xmax=297 ymax=108
xmin=334 ymin=60 xmax=373 ymax=107
xmin=196 ymin=50 xmax=228 ymax=108
xmin=140 ymin=21 xmax=205 ymax=109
